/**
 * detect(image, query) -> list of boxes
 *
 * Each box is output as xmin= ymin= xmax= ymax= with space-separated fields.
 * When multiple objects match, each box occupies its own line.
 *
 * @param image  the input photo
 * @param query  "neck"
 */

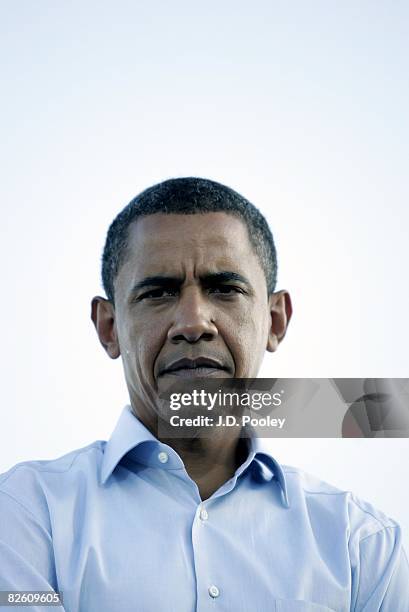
xmin=131 ymin=404 xmax=249 ymax=500
xmin=160 ymin=433 xmax=248 ymax=500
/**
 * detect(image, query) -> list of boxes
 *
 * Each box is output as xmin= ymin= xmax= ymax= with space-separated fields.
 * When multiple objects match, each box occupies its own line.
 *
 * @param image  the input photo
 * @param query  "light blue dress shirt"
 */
xmin=1 ymin=405 xmax=408 ymax=611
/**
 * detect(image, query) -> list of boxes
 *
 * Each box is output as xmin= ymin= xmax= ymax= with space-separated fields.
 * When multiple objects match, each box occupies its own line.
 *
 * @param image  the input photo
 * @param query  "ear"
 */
xmin=266 ymin=290 xmax=292 ymax=352
xmin=91 ymin=296 xmax=121 ymax=359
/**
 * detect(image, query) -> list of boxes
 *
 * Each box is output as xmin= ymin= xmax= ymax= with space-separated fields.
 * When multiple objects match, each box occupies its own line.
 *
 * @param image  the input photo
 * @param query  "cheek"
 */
xmin=222 ymin=305 xmax=268 ymax=373
xmin=127 ymin=319 xmax=168 ymax=371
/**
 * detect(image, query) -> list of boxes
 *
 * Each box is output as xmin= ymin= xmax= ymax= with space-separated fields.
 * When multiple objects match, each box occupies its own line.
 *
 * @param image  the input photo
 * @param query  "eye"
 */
xmin=209 ymin=285 xmax=243 ymax=295
xmin=139 ymin=288 xmax=179 ymax=300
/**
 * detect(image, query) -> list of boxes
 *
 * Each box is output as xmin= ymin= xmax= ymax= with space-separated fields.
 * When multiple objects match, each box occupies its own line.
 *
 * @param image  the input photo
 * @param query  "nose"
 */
xmin=167 ymin=286 xmax=218 ymax=343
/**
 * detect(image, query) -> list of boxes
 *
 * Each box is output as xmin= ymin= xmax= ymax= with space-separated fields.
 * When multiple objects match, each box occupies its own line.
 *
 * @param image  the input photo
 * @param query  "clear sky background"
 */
xmin=1 ymin=1 xmax=408 ymax=548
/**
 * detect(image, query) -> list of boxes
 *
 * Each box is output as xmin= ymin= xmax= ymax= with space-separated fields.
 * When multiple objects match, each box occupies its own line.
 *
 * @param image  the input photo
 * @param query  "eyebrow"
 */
xmin=130 ymin=271 xmax=251 ymax=294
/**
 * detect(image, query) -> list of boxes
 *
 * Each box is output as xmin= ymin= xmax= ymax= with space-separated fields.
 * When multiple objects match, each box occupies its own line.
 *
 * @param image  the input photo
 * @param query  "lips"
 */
xmin=160 ymin=357 xmax=228 ymax=377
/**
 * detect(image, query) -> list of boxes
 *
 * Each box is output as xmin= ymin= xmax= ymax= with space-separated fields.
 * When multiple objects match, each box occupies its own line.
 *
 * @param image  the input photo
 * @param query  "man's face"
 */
xmin=92 ymin=212 xmax=291 ymax=423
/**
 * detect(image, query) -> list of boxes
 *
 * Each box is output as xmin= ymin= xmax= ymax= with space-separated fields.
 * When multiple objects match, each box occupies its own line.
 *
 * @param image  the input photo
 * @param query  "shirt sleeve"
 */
xmin=0 ymin=489 xmax=66 ymax=611
xmin=352 ymin=524 xmax=409 ymax=611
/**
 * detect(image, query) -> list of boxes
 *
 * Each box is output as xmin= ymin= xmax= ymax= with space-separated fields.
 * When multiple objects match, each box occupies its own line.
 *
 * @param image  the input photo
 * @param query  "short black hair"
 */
xmin=101 ymin=177 xmax=277 ymax=303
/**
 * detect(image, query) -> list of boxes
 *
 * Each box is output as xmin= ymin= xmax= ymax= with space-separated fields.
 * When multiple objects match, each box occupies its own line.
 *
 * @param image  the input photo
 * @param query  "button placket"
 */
xmin=192 ymin=502 xmax=223 ymax=607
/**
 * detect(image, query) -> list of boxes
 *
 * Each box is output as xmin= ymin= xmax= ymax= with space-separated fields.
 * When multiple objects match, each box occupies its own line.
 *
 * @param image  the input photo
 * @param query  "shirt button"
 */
xmin=158 ymin=451 xmax=169 ymax=464
xmin=199 ymin=507 xmax=209 ymax=521
xmin=208 ymin=585 xmax=220 ymax=598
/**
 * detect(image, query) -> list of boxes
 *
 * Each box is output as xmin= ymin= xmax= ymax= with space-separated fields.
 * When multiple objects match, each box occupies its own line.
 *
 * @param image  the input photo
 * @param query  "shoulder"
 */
xmin=0 ymin=441 xmax=106 ymax=525
xmin=0 ymin=440 xmax=105 ymax=488
xmin=282 ymin=464 xmax=399 ymax=540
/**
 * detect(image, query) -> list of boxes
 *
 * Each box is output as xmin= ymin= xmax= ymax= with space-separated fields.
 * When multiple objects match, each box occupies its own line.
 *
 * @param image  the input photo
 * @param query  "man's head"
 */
xmin=101 ymin=177 xmax=278 ymax=305
xmin=91 ymin=177 xmax=292 ymax=428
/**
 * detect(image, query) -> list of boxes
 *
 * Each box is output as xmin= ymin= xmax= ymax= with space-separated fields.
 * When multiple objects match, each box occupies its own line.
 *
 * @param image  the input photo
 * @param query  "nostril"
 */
xmin=168 ymin=327 xmax=217 ymax=344
xmin=170 ymin=333 xmax=212 ymax=344
xmin=202 ymin=333 xmax=215 ymax=342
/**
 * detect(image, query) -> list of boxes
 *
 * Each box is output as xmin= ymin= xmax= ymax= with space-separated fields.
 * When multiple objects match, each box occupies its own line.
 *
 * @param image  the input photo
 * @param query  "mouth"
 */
xmin=159 ymin=357 xmax=230 ymax=378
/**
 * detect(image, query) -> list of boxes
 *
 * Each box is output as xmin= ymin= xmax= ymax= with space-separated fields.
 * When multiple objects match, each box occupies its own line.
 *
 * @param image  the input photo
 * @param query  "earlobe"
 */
xmin=91 ymin=296 xmax=121 ymax=359
xmin=266 ymin=290 xmax=293 ymax=353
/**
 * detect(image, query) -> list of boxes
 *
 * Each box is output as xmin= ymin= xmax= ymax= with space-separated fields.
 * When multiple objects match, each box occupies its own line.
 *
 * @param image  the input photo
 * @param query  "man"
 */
xmin=0 ymin=177 xmax=408 ymax=611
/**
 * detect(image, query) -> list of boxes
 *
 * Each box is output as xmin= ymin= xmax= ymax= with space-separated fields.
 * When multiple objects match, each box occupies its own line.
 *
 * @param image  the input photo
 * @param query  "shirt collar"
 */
xmin=249 ymin=436 xmax=290 ymax=508
xmin=100 ymin=405 xmax=289 ymax=508
xmin=100 ymin=405 xmax=158 ymax=485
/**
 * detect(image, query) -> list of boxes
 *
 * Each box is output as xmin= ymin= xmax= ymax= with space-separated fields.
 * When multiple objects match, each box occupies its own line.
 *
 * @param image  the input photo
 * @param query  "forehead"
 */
xmin=122 ymin=212 xmax=258 ymax=272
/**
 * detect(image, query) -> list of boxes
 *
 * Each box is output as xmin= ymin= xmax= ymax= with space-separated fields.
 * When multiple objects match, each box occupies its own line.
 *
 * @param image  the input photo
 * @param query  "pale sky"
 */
xmin=1 ymin=0 xmax=408 ymax=546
